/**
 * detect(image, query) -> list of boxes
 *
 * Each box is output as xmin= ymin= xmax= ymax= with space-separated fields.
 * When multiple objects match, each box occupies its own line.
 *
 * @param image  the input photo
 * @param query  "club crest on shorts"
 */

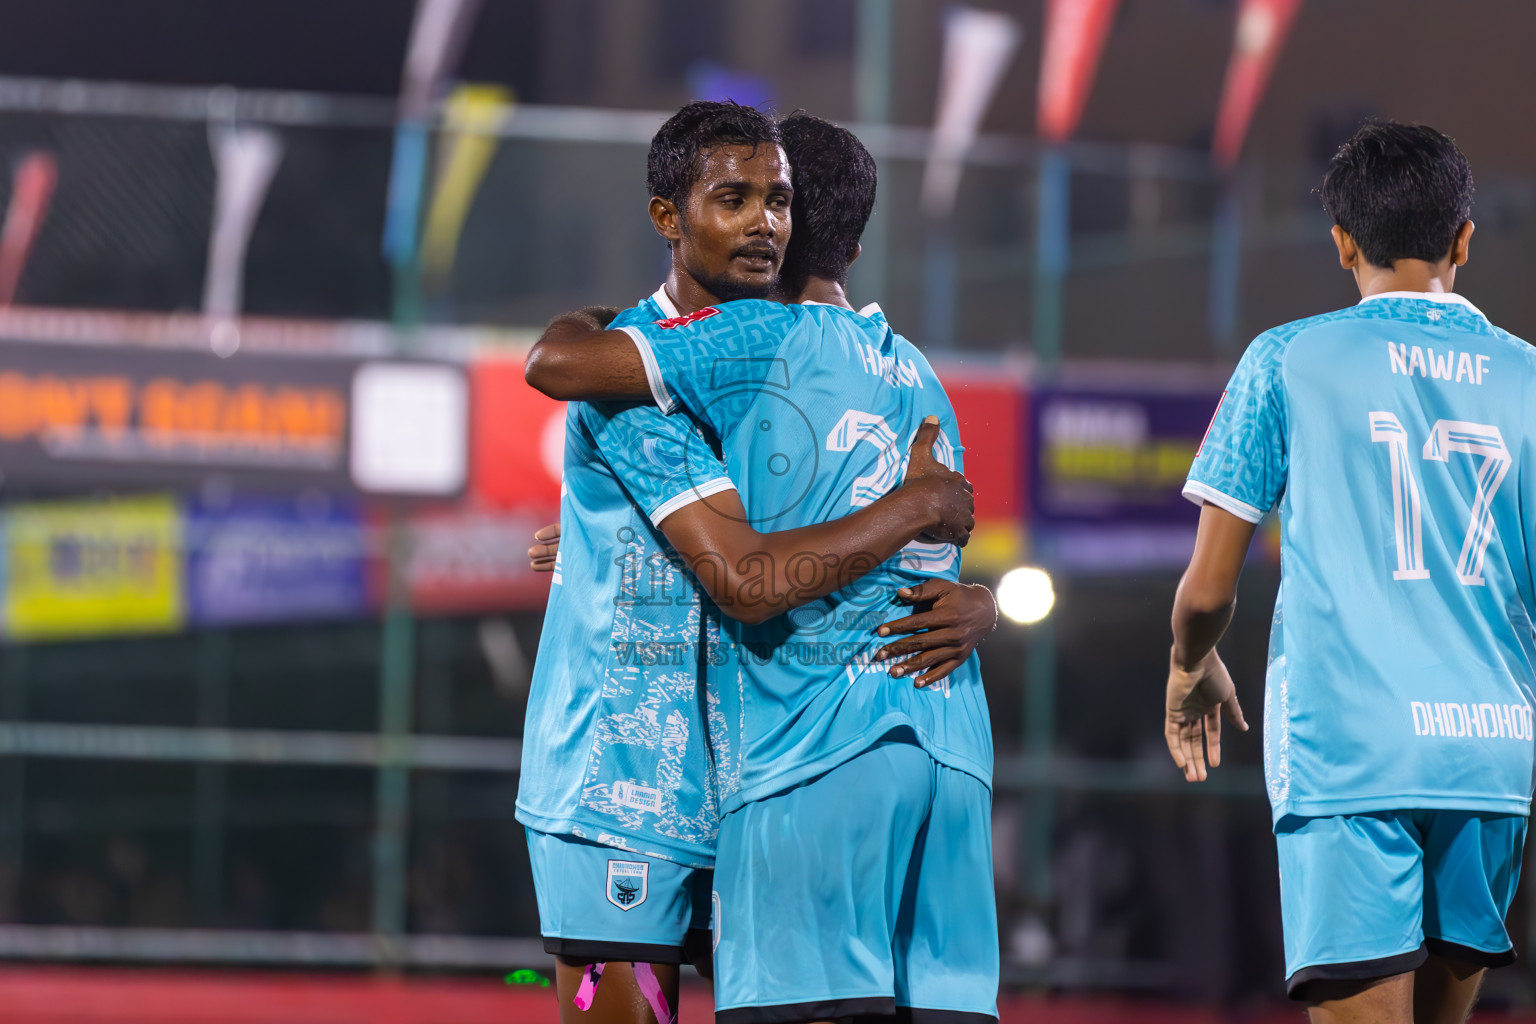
xmin=606 ymin=860 xmax=648 ymax=911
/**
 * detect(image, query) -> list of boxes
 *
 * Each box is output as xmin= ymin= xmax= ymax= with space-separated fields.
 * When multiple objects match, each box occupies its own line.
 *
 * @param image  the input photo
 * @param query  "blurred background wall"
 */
xmin=0 ymin=1 xmax=1528 ymax=1018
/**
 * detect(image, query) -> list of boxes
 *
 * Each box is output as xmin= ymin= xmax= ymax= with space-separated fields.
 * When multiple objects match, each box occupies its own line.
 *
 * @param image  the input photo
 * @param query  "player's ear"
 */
xmin=649 ymin=196 xmax=684 ymax=245
xmin=845 ymin=242 xmax=861 ymax=268
xmin=1331 ymin=225 xmax=1358 ymax=270
xmin=1451 ymin=220 xmax=1474 ymax=267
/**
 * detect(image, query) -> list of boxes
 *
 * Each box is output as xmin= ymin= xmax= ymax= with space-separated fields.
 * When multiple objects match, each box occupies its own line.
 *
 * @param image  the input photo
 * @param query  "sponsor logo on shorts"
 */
xmin=606 ymin=860 xmax=649 ymax=911
xmin=614 ymin=780 xmax=663 ymax=813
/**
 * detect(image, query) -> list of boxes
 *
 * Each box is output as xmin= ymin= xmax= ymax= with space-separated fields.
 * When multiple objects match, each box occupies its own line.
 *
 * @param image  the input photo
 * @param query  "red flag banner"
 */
xmin=1036 ymin=0 xmax=1121 ymax=143
xmin=0 ymin=152 xmax=57 ymax=307
xmin=1211 ymin=0 xmax=1303 ymax=169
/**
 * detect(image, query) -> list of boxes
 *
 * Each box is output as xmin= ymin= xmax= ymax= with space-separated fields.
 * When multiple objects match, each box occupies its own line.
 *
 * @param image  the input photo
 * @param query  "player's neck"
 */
xmin=795 ymin=276 xmax=853 ymax=310
xmin=1354 ymin=258 xmax=1458 ymax=300
xmin=662 ymin=270 xmax=718 ymax=316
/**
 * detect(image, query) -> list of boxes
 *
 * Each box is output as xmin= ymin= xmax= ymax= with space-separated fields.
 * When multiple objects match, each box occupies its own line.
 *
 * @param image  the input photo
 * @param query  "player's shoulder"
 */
xmin=1482 ymin=322 xmax=1536 ymax=373
xmin=660 ymin=298 xmax=796 ymax=330
xmin=609 ymin=299 xmax=664 ymax=328
xmin=1235 ymin=305 xmax=1374 ymax=374
xmin=1261 ymin=305 xmax=1365 ymax=345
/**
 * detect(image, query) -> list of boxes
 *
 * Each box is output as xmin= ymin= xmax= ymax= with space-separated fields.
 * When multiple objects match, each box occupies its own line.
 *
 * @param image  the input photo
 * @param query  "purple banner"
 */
xmin=187 ymin=495 xmax=370 ymax=625
xmin=1029 ymin=384 xmax=1225 ymax=572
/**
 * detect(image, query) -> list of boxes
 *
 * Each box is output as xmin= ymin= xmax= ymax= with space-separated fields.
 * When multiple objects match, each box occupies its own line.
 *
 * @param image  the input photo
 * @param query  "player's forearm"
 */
xmin=524 ymin=317 xmax=653 ymax=402
xmin=684 ymin=487 xmax=944 ymax=625
xmin=1170 ymin=575 xmax=1236 ymax=671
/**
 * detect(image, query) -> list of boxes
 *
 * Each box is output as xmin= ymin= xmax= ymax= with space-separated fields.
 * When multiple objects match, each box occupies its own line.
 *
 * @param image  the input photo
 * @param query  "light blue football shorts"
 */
xmin=711 ymin=735 xmax=999 ymax=1024
xmin=525 ymin=827 xmax=712 ymax=965
xmin=1277 ymin=808 xmax=1526 ymax=999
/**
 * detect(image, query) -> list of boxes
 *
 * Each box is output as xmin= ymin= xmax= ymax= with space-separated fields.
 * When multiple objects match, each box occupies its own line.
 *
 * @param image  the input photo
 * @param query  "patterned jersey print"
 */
xmin=621 ymin=301 xmax=993 ymax=812
xmin=1187 ymin=293 xmax=1536 ymax=823
xmin=516 ymin=291 xmax=733 ymax=867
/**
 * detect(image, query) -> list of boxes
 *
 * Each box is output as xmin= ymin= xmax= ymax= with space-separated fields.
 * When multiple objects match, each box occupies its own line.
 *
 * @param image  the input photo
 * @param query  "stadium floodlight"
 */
xmin=997 ymin=567 xmax=1054 ymax=624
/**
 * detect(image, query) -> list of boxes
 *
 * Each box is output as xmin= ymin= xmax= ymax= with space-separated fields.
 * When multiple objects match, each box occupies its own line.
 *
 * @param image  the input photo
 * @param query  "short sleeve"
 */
xmin=1184 ymin=331 xmax=1289 ymax=523
xmin=616 ymin=300 xmax=801 ymax=434
xmin=579 ymin=401 xmax=735 ymax=525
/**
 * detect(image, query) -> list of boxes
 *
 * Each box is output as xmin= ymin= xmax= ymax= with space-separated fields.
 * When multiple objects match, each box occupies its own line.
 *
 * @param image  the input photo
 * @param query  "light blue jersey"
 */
xmin=619 ymin=300 xmax=993 ymax=812
xmin=516 ymin=289 xmax=736 ymax=868
xmin=1187 ymin=292 xmax=1536 ymax=823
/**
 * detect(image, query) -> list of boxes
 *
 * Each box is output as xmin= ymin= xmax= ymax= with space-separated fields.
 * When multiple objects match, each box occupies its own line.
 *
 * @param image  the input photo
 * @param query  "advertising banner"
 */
xmin=369 ymin=505 xmax=553 ymax=615
xmin=1029 ymin=383 xmax=1223 ymax=572
xmin=187 ymin=496 xmax=371 ymax=626
xmin=468 ymin=357 xmax=565 ymax=514
xmin=938 ymin=365 xmax=1026 ymax=571
xmin=0 ymin=339 xmax=467 ymax=497
xmin=5 ymin=495 xmax=183 ymax=640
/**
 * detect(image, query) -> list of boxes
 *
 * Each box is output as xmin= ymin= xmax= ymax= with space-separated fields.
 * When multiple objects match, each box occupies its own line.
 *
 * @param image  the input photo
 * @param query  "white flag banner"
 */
xmin=400 ymin=0 xmax=483 ymax=119
xmin=203 ymin=128 xmax=283 ymax=325
xmin=922 ymin=7 xmax=1021 ymax=220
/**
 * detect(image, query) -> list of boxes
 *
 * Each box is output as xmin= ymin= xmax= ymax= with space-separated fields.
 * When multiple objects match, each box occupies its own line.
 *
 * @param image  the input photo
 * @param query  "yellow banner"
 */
xmin=5 ymin=496 xmax=183 ymax=640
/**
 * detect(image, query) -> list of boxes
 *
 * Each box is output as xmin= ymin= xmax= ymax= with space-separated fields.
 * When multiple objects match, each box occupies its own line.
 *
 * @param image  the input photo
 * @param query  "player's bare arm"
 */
xmin=526 ymin=317 xmax=652 ymax=402
xmin=1166 ymin=502 xmax=1253 ymax=782
xmin=532 ymin=518 xmax=997 ymax=686
xmin=657 ymin=417 xmax=973 ymax=625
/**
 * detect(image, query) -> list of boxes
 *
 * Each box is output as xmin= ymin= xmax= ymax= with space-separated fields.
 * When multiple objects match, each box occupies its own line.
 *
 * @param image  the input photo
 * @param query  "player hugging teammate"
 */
xmin=518 ymin=101 xmax=1001 ymax=1023
xmin=1167 ymin=122 xmax=1536 ymax=1024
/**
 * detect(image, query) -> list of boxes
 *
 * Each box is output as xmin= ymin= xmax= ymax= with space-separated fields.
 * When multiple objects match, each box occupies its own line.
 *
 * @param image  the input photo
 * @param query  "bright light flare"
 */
xmin=997 ymin=567 xmax=1054 ymax=624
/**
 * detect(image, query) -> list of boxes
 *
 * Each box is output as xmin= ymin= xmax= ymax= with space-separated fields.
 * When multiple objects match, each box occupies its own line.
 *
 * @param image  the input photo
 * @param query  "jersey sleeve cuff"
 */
xmin=1182 ymin=480 xmax=1267 ymax=524
xmin=648 ymin=476 xmax=736 ymax=525
xmin=616 ymin=325 xmax=679 ymax=415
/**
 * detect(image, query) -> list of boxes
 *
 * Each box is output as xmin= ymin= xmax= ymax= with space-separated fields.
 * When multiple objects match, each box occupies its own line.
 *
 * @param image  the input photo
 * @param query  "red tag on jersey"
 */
xmin=1197 ymin=391 xmax=1226 ymax=456
xmin=653 ymin=307 xmax=720 ymax=330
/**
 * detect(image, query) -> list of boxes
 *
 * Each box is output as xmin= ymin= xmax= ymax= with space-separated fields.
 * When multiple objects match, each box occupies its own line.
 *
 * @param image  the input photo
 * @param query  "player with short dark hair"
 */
xmin=528 ymin=112 xmax=999 ymax=1024
xmin=1318 ymin=121 xmax=1474 ymax=269
xmin=1165 ymin=121 xmax=1536 ymax=1024
xmin=518 ymin=101 xmax=994 ymax=1024
xmin=773 ymin=110 xmax=877 ymax=298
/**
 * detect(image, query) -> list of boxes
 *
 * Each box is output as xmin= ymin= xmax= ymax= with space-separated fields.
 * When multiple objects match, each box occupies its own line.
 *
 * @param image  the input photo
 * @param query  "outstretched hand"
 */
xmin=901 ymin=416 xmax=974 ymax=546
xmin=528 ymin=523 xmax=560 ymax=572
xmin=1165 ymin=647 xmax=1248 ymax=782
xmin=872 ymin=579 xmax=997 ymax=688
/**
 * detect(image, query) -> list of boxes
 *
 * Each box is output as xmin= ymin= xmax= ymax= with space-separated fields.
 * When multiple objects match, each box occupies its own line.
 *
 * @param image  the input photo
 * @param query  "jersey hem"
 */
xmin=617 ymin=325 xmax=678 ymax=414
xmin=1182 ymin=480 xmax=1266 ymax=523
xmin=513 ymin=807 xmax=716 ymax=870
xmin=1271 ymin=793 xmax=1532 ymax=826
xmin=719 ymin=715 xmax=993 ymax=815
xmin=649 ymin=476 xmax=736 ymax=525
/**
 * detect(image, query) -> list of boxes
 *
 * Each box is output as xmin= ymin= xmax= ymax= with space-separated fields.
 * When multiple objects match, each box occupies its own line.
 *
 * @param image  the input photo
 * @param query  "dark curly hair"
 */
xmin=776 ymin=111 xmax=877 ymax=292
xmin=646 ymin=100 xmax=781 ymax=209
xmin=1319 ymin=121 xmax=1474 ymax=268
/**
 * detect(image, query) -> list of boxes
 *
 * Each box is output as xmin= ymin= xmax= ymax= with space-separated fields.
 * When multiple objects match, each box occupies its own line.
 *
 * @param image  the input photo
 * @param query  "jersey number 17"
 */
xmin=1368 ymin=412 xmax=1510 ymax=586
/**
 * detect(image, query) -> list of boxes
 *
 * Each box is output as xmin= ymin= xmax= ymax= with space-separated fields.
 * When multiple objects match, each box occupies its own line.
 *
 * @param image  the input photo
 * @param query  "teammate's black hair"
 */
xmin=776 ymin=111 xmax=877 ymax=292
xmin=1319 ymin=121 xmax=1474 ymax=268
xmin=646 ymin=100 xmax=780 ymax=210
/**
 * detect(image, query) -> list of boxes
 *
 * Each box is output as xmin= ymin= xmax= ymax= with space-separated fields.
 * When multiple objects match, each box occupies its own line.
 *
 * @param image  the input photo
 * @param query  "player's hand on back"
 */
xmin=872 ymin=580 xmax=997 ymax=688
xmin=528 ymin=523 xmax=561 ymax=572
xmin=1164 ymin=647 xmax=1247 ymax=782
xmin=901 ymin=415 xmax=974 ymax=546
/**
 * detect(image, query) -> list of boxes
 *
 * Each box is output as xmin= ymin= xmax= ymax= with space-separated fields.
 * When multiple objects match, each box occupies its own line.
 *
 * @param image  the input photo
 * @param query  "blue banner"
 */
xmin=187 ymin=496 xmax=370 ymax=626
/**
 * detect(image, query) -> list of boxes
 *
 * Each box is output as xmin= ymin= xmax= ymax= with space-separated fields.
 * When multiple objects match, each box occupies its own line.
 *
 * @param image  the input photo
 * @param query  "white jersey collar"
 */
xmin=653 ymin=288 xmax=884 ymax=321
xmin=800 ymin=299 xmax=884 ymax=319
xmin=1358 ymin=291 xmax=1484 ymax=317
xmin=650 ymin=285 xmax=681 ymax=319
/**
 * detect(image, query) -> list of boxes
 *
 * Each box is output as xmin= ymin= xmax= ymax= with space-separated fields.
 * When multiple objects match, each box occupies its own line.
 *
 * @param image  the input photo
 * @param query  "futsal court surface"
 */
xmin=1 ymin=968 xmax=1535 ymax=1023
